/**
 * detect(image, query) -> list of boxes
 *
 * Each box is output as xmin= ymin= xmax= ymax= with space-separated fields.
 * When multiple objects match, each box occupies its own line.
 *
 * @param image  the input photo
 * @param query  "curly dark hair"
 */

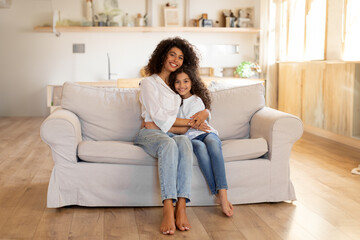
xmin=169 ymin=66 xmax=212 ymax=110
xmin=145 ymin=37 xmax=200 ymax=76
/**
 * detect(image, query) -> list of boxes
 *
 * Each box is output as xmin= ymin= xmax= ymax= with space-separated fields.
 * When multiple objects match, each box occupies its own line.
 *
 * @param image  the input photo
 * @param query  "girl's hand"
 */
xmin=189 ymin=109 xmax=209 ymax=129
xmin=197 ymin=122 xmax=211 ymax=132
xmin=144 ymin=121 xmax=160 ymax=130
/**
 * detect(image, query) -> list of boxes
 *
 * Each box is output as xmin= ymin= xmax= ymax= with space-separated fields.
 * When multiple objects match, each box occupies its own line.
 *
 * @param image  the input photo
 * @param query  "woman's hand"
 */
xmin=189 ymin=109 xmax=209 ymax=129
xmin=197 ymin=122 xmax=211 ymax=132
xmin=144 ymin=121 xmax=160 ymax=130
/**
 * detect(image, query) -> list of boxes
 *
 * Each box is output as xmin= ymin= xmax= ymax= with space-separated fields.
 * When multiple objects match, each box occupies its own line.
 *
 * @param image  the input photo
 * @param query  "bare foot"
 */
xmin=160 ymin=200 xmax=176 ymax=235
xmin=175 ymin=198 xmax=191 ymax=231
xmin=217 ymin=189 xmax=234 ymax=217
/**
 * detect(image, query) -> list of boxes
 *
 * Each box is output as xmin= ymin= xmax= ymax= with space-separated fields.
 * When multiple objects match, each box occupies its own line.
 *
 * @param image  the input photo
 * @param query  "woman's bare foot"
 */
xmin=217 ymin=189 xmax=234 ymax=217
xmin=160 ymin=200 xmax=176 ymax=235
xmin=175 ymin=198 xmax=191 ymax=231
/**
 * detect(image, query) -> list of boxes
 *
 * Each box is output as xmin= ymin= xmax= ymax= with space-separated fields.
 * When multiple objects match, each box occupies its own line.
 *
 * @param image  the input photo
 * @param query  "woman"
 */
xmin=134 ymin=37 xmax=209 ymax=235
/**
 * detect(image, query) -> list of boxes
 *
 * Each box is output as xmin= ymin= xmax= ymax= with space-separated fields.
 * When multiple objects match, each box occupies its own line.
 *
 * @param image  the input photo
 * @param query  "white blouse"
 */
xmin=139 ymin=74 xmax=182 ymax=133
xmin=178 ymin=95 xmax=218 ymax=139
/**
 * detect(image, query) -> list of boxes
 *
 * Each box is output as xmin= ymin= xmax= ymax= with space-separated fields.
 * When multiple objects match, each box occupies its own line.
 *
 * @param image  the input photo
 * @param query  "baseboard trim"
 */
xmin=304 ymin=125 xmax=360 ymax=150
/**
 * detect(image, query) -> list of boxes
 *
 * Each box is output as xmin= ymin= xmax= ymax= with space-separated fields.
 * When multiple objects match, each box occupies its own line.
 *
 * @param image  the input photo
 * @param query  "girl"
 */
xmin=169 ymin=66 xmax=234 ymax=217
xmin=134 ymin=37 xmax=210 ymax=235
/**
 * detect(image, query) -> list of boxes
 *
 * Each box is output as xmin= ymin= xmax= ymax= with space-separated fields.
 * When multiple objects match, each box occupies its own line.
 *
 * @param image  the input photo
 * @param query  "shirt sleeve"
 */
xmin=206 ymin=109 xmax=211 ymax=121
xmin=193 ymin=97 xmax=211 ymax=121
xmin=187 ymin=97 xmax=206 ymax=118
xmin=139 ymin=78 xmax=178 ymax=133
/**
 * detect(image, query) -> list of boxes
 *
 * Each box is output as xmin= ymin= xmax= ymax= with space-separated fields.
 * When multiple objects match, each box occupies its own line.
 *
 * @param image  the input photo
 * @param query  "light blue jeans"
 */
xmin=192 ymin=132 xmax=228 ymax=195
xmin=134 ymin=128 xmax=193 ymax=203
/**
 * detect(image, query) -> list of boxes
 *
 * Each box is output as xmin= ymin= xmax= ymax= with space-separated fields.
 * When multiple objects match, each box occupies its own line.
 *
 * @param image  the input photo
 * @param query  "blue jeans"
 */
xmin=134 ymin=128 xmax=193 ymax=203
xmin=192 ymin=132 xmax=228 ymax=195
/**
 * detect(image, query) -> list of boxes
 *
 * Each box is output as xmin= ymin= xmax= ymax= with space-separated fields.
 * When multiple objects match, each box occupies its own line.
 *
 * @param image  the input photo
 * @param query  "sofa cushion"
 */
xmin=208 ymin=80 xmax=265 ymax=140
xmin=78 ymin=138 xmax=268 ymax=165
xmin=221 ymin=138 xmax=268 ymax=162
xmin=78 ymin=141 xmax=157 ymax=165
xmin=61 ymin=80 xmax=264 ymax=142
xmin=61 ymin=82 xmax=142 ymax=142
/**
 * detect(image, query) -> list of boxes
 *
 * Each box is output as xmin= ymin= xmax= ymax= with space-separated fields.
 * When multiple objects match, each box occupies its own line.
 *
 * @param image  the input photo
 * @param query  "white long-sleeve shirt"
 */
xmin=178 ymin=95 xmax=218 ymax=139
xmin=139 ymin=74 xmax=182 ymax=133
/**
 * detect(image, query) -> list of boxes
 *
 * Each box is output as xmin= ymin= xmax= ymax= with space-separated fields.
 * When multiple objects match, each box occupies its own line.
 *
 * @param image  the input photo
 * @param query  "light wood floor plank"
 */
xmin=103 ymin=208 xmax=139 ymax=240
xmin=0 ymin=207 xmax=15 ymax=232
xmin=0 ymin=183 xmax=47 ymax=238
xmin=293 ymin=162 xmax=360 ymax=223
xmin=192 ymin=205 xmax=242 ymax=239
xmin=134 ymin=207 xmax=210 ymax=240
xmin=210 ymin=231 xmax=247 ymax=240
xmin=249 ymin=203 xmax=317 ymax=240
xmin=68 ymin=207 xmax=105 ymax=240
xmin=289 ymin=201 xmax=353 ymax=240
xmin=133 ymin=207 xmax=170 ymax=240
xmin=178 ymin=207 xmax=211 ymax=240
xmin=231 ymin=205 xmax=283 ymax=240
xmin=33 ymin=207 xmax=74 ymax=240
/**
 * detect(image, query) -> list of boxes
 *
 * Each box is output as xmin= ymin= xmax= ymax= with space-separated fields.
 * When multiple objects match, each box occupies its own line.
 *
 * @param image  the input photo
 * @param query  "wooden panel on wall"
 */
xmin=278 ymin=63 xmax=303 ymax=118
xmin=302 ymin=62 xmax=326 ymax=128
xmin=323 ymin=63 xmax=355 ymax=136
xmin=353 ymin=64 xmax=360 ymax=138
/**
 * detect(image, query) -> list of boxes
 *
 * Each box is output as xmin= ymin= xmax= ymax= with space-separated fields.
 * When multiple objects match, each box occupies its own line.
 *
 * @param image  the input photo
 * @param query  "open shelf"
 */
xmin=34 ymin=26 xmax=261 ymax=34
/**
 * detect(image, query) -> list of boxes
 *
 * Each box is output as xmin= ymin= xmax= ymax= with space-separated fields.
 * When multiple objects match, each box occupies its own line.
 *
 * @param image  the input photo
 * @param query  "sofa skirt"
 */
xmin=47 ymin=154 xmax=296 ymax=208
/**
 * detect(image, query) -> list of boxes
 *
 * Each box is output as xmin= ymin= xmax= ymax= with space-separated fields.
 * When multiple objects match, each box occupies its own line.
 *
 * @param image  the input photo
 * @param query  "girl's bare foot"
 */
xmin=217 ymin=189 xmax=234 ymax=217
xmin=175 ymin=198 xmax=191 ymax=231
xmin=160 ymin=199 xmax=176 ymax=235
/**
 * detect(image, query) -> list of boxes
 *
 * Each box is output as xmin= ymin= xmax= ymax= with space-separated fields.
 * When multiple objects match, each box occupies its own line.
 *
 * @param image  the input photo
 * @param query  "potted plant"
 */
xmin=234 ymin=61 xmax=261 ymax=78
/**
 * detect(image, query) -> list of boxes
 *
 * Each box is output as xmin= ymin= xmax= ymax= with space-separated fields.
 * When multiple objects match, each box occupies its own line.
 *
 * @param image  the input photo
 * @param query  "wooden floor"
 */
xmin=0 ymin=117 xmax=359 ymax=240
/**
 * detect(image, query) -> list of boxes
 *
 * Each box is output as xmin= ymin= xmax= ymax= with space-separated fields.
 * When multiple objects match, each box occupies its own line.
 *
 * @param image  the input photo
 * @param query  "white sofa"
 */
xmin=40 ymin=80 xmax=303 ymax=208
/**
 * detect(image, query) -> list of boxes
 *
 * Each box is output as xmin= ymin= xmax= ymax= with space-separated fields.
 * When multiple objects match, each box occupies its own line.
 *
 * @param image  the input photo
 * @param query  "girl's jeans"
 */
xmin=134 ymin=128 xmax=193 ymax=203
xmin=192 ymin=132 xmax=228 ymax=195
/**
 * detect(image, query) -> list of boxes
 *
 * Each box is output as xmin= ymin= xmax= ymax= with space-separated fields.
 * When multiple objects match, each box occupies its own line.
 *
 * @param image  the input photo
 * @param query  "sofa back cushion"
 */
xmin=61 ymin=82 xmax=142 ymax=142
xmin=61 ymin=80 xmax=265 ymax=142
xmin=208 ymin=80 xmax=265 ymax=140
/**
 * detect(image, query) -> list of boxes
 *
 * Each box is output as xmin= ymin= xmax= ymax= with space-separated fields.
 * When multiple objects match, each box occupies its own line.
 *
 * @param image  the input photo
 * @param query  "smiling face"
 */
xmin=163 ymin=47 xmax=184 ymax=73
xmin=174 ymin=72 xmax=192 ymax=99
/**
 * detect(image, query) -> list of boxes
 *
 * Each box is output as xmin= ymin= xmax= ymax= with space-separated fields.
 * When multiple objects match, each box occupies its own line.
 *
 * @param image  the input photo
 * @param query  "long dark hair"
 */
xmin=145 ymin=37 xmax=200 ymax=76
xmin=169 ymin=66 xmax=211 ymax=110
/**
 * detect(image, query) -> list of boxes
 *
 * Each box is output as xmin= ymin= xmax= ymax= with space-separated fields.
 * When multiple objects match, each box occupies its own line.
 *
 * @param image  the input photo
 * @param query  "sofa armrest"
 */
xmin=40 ymin=108 xmax=82 ymax=164
xmin=250 ymin=107 xmax=303 ymax=160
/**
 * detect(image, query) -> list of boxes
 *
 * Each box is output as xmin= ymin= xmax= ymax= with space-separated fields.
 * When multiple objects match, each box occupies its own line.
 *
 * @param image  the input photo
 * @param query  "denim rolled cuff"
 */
xmin=216 ymin=185 xmax=228 ymax=192
xmin=162 ymin=195 xmax=178 ymax=203
xmin=177 ymin=194 xmax=191 ymax=203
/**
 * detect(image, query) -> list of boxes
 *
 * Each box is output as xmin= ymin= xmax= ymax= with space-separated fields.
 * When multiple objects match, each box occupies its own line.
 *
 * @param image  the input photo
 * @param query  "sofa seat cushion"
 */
xmin=78 ymin=138 xmax=268 ymax=166
xmin=78 ymin=141 xmax=156 ymax=166
xmin=221 ymin=138 xmax=268 ymax=162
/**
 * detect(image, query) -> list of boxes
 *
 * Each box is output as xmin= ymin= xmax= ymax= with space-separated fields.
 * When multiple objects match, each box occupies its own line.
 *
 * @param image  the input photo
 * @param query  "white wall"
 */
xmin=0 ymin=0 xmax=260 ymax=117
